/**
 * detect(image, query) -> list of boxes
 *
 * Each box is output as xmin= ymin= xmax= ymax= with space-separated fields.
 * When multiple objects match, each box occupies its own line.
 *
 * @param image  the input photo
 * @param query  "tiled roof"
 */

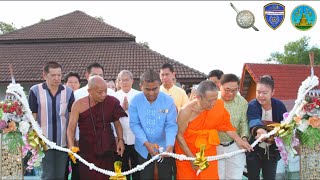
xmin=240 ymin=63 xmax=320 ymax=100
xmin=0 ymin=42 xmax=206 ymax=82
xmin=0 ymin=10 xmax=135 ymax=42
xmin=0 ymin=10 xmax=206 ymax=82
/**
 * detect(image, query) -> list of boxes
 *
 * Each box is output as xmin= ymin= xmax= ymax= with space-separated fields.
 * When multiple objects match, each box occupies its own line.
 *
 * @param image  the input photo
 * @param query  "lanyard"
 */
xmin=88 ymin=96 xmax=106 ymax=135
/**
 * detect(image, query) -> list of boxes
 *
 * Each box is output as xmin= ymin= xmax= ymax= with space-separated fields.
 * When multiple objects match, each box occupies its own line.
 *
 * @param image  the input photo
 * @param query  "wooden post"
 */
xmin=309 ymin=51 xmax=315 ymax=78
xmin=9 ymin=64 xmax=16 ymax=84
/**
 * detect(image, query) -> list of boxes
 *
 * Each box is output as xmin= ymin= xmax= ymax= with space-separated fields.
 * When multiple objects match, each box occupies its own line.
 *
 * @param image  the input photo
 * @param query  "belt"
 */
xmin=219 ymin=141 xmax=235 ymax=147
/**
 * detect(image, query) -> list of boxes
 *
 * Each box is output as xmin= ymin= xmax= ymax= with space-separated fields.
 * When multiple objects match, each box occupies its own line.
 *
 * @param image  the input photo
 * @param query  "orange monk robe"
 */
xmin=175 ymin=99 xmax=236 ymax=180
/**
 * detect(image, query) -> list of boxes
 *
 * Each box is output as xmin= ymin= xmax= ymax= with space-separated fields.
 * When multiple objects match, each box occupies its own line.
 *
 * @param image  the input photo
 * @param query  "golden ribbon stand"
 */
xmin=110 ymin=161 xmax=126 ymax=180
xmin=68 ymin=147 xmax=80 ymax=164
xmin=193 ymin=144 xmax=209 ymax=175
xmin=267 ymin=123 xmax=294 ymax=137
xmin=28 ymin=129 xmax=48 ymax=151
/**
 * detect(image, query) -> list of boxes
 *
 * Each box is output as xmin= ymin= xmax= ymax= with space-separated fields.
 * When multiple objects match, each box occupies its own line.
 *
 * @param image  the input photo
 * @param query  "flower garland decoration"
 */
xmin=273 ymin=75 xmax=320 ymax=165
xmin=0 ymin=83 xmax=46 ymax=171
xmin=0 ymin=99 xmax=26 ymax=154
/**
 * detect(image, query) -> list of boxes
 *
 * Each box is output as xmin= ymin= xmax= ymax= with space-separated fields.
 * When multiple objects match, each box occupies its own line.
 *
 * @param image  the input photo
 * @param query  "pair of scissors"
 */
xmin=153 ymin=144 xmax=164 ymax=163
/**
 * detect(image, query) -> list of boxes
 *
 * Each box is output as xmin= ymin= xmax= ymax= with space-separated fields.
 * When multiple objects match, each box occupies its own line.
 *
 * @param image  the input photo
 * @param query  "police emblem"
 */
xmin=291 ymin=4 xmax=317 ymax=31
xmin=264 ymin=2 xmax=285 ymax=30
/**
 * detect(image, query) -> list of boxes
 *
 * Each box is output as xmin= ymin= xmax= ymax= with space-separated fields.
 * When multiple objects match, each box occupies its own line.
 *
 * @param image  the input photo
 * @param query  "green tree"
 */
xmin=39 ymin=18 xmax=46 ymax=23
xmin=138 ymin=41 xmax=150 ymax=49
xmin=0 ymin=21 xmax=17 ymax=34
xmin=266 ymin=36 xmax=320 ymax=64
xmin=95 ymin=16 xmax=105 ymax=22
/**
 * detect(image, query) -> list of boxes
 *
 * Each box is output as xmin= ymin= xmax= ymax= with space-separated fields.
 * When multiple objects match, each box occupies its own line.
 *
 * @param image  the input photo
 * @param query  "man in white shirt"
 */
xmin=74 ymin=62 xmax=116 ymax=141
xmin=74 ymin=62 xmax=116 ymax=100
xmin=114 ymin=70 xmax=140 ymax=180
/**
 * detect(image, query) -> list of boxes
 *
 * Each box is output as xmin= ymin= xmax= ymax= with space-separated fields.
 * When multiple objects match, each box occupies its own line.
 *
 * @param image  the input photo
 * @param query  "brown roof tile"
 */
xmin=0 ymin=10 xmax=135 ymax=42
xmin=0 ymin=42 xmax=206 ymax=82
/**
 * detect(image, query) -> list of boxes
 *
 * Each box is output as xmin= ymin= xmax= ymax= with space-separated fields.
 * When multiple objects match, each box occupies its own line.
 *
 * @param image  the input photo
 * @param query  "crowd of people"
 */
xmin=26 ymin=61 xmax=296 ymax=180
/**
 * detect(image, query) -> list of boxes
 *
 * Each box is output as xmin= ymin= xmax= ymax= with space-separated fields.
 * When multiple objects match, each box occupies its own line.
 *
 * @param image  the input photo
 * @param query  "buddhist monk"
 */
xmin=67 ymin=75 xmax=127 ymax=180
xmin=175 ymin=80 xmax=252 ymax=179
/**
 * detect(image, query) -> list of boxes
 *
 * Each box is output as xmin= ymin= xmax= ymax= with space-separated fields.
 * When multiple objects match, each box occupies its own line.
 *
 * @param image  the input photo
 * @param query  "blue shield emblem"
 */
xmin=264 ymin=3 xmax=285 ymax=30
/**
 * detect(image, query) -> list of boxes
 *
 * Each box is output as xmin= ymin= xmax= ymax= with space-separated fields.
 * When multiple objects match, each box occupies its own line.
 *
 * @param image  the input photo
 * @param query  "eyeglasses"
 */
xmin=222 ymin=87 xmax=238 ymax=94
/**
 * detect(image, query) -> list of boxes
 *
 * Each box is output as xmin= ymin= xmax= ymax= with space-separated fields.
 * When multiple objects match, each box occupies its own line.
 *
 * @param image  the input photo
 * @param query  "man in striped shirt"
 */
xmin=28 ymin=61 xmax=75 ymax=180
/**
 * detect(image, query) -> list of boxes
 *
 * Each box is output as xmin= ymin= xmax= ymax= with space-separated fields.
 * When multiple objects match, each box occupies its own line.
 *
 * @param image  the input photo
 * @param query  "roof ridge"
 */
xmin=0 ymin=10 xmax=135 ymax=42
xmin=245 ymin=62 xmax=316 ymax=67
xmin=0 ymin=10 xmax=80 ymax=37
xmin=74 ymin=10 xmax=136 ymax=39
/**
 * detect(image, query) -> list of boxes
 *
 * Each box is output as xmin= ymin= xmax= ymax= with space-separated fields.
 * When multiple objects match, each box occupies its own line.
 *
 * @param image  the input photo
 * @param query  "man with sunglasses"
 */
xmin=217 ymin=74 xmax=250 ymax=179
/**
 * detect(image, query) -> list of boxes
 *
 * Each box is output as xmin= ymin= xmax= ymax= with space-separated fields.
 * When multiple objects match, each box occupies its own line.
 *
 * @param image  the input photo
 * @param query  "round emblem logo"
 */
xmin=291 ymin=4 xmax=317 ymax=31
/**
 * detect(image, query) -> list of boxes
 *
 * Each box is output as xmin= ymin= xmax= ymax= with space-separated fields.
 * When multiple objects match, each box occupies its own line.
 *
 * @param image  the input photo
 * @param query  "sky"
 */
xmin=1 ymin=1 xmax=320 ymax=76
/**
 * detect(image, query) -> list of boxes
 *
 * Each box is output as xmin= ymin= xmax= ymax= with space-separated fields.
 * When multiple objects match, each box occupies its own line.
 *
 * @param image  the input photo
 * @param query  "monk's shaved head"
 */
xmin=88 ymin=75 xmax=108 ymax=103
xmin=88 ymin=75 xmax=106 ymax=89
xmin=196 ymin=80 xmax=218 ymax=98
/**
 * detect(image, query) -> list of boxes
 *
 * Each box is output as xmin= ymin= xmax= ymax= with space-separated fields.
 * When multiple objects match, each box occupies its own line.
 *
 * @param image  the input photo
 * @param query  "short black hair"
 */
xmin=186 ymin=88 xmax=192 ymax=94
xmin=258 ymin=75 xmax=274 ymax=90
xmin=43 ymin=61 xmax=62 ymax=74
xmin=207 ymin=69 xmax=224 ymax=79
xmin=161 ymin=63 xmax=174 ymax=73
xmin=64 ymin=71 xmax=80 ymax=83
xmin=86 ymin=62 xmax=104 ymax=73
xmin=220 ymin=74 xmax=240 ymax=85
xmin=140 ymin=69 xmax=161 ymax=84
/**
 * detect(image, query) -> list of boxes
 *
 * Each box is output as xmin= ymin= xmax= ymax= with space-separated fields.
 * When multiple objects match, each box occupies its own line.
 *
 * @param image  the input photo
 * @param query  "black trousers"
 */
xmin=246 ymin=152 xmax=278 ymax=180
xmin=138 ymin=153 xmax=175 ymax=180
xmin=71 ymin=160 xmax=80 ymax=180
xmin=115 ymin=144 xmax=140 ymax=180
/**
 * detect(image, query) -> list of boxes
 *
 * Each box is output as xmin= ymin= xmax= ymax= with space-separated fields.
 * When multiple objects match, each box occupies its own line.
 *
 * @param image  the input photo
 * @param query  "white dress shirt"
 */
xmin=74 ymin=84 xmax=116 ymax=141
xmin=115 ymin=88 xmax=140 ymax=145
xmin=74 ymin=85 xmax=116 ymax=100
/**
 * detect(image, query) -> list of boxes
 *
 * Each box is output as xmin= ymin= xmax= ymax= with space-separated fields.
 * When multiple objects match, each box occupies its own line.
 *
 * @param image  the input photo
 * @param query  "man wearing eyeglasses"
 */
xmin=217 ymin=74 xmax=249 ymax=179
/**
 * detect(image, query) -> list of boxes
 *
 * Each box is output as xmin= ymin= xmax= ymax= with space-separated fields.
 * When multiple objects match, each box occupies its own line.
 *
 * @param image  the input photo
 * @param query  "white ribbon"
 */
xmin=6 ymin=75 xmax=318 ymax=176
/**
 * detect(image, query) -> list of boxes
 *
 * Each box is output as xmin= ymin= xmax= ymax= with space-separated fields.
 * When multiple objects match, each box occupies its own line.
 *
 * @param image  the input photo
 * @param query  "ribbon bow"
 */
xmin=110 ymin=161 xmax=126 ymax=180
xmin=193 ymin=144 xmax=209 ymax=176
xmin=68 ymin=146 xmax=80 ymax=164
xmin=28 ymin=129 xmax=48 ymax=151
